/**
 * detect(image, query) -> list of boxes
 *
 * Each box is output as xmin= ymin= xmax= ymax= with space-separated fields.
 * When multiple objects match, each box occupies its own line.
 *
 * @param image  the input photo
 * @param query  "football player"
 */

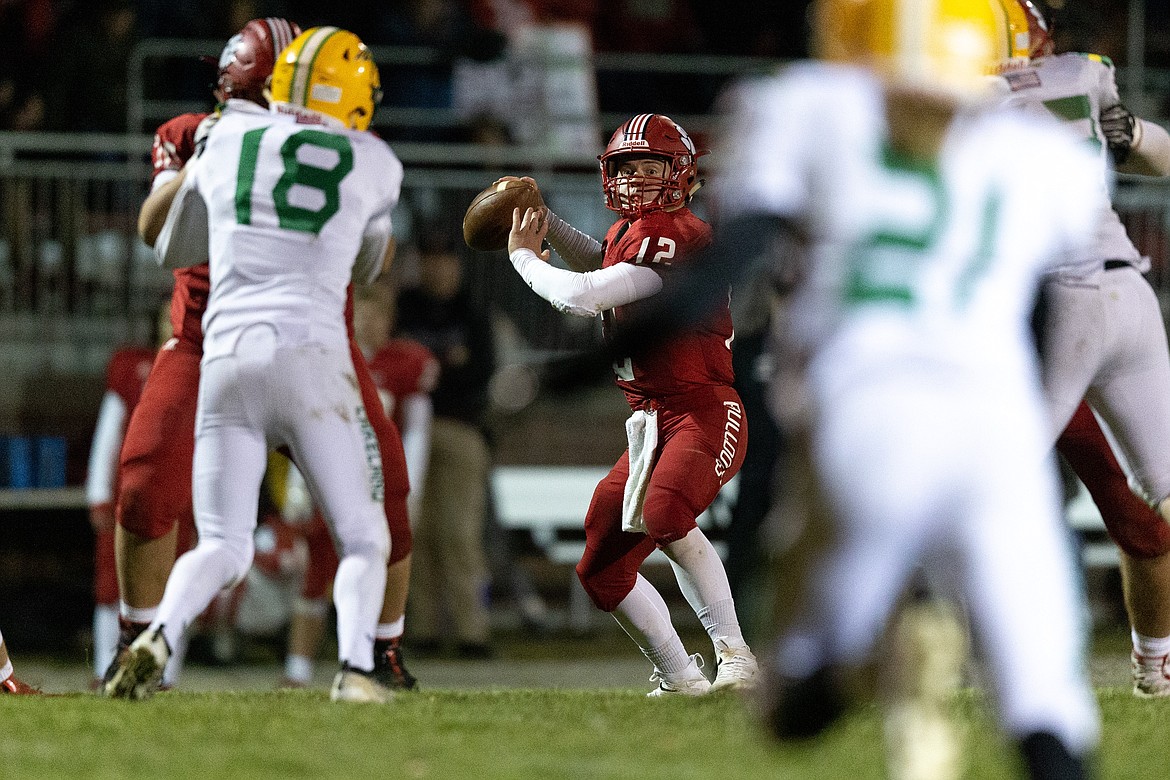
xmin=109 ymin=18 xmax=420 ymax=693
xmin=279 ymin=284 xmax=436 ymax=689
xmin=84 ymin=325 xmax=161 ymax=687
xmin=715 ymin=0 xmax=1100 ymax=776
xmin=0 ymin=627 xmax=39 ymax=695
xmin=999 ymin=0 xmax=1170 ymax=698
xmin=505 ymin=114 xmax=758 ymax=696
xmin=107 ymin=26 xmax=402 ymax=703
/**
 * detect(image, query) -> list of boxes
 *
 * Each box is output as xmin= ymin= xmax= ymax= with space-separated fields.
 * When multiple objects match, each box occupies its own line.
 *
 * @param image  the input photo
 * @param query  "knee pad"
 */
xmin=116 ymin=473 xmax=188 ymax=540
xmin=642 ymin=488 xmax=699 ymax=546
xmin=576 ymin=556 xmax=637 ymax=614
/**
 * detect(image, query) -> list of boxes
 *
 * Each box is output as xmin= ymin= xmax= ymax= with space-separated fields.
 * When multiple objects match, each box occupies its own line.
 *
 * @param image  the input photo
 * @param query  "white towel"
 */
xmin=622 ymin=408 xmax=659 ymax=533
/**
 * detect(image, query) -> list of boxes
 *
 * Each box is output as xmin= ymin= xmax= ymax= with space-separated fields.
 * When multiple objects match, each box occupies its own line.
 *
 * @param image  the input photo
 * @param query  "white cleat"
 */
xmin=1132 ymin=652 xmax=1170 ymax=698
xmin=330 ymin=664 xmax=395 ymax=703
xmin=647 ymin=653 xmax=711 ymax=697
xmin=104 ymin=625 xmax=170 ymax=700
xmin=710 ymin=638 xmax=759 ymax=693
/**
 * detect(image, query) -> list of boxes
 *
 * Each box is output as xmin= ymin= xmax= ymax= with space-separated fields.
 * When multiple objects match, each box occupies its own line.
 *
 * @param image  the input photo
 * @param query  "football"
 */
xmin=463 ymin=178 xmax=545 ymax=252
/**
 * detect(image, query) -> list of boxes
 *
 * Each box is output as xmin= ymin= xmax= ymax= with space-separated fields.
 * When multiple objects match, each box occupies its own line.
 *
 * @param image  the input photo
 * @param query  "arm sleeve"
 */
xmin=545 ymin=209 xmax=604 ymax=271
xmin=85 ymin=391 xmax=127 ymax=506
xmin=508 ymin=248 xmax=663 ymax=317
xmin=154 ymin=158 xmax=210 ymax=269
xmin=1121 ymin=119 xmax=1170 ymax=177
xmin=398 ymin=393 xmax=433 ymax=519
xmin=353 ymin=211 xmax=392 ymax=285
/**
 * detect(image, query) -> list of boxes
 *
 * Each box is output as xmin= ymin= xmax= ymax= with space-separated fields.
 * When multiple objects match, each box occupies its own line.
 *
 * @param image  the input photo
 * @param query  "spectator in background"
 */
xmin=0 ymin=0 xmax=56 ymax=131
xmin=0 ymin=627 xmax=39 ymax=694
xmin=397 ymin=229 xmax=496 ymax=658
xmin=84 ymin=313 xmax=164 ymax=688
xmin=43 ymin=0 xmax=137 ymax=132
xmin=370 ymin=0 xmax=475 ymax=112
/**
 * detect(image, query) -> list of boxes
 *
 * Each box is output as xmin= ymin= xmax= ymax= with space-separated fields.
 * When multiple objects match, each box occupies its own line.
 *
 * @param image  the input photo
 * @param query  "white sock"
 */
xmin=1132 ymin=629 xmax=1170 ymax=660
xmin=612 ymin=574 xmax=690 ymax=673
xmin=120 ymin=602 xmax=158 ymax=625
xmin=0 ymin=659 xmax=12 ymax=684
xmin=162 ymin=627 xmax=190 ymax=687
xmin=376 ymin=618 xmax=405 ymax=641
xmin=284 ymin=654 xmax=315 ymax=684
xmin=333 ymin=551 xmax=388 ymax=673
xmin=92 ymin=603 xmax=120 ymax=678
xmin=664 ymin=528 xmax=745 ymax=645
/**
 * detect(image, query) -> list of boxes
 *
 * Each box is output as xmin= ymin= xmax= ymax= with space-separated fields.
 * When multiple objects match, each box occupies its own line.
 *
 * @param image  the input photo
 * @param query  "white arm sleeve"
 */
xmin=508 ymin=248 xmax=663 ymax=317
xmin=353 ymin=211 xmax=392 ymax=285
xmin=545 ymin=209 xmax=604 ymax=271
xmin=1127 ymin=119 xmax=1170 ymax=177
xmin=398 ymin=393 xmax=433 ymax=522
xmin=85 ymin=391 xmax=127 ymax=506
xmin=154 ymin=157 xmax=210 ymax=269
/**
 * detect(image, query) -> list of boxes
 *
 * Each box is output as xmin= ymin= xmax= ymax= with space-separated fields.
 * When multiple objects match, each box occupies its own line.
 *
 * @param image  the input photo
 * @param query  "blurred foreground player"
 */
xmin=107 ymin=26 xmax=402 ymax=703
xmin=716 ymin=0 xmax=1101 ymax=776
xmin=504 ymin=113 xmax=757 ymax=695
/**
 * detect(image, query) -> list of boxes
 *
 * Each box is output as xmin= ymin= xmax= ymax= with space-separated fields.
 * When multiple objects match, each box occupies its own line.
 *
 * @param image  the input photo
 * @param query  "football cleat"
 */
xmin=1132 ymin=652 xmax=1170 ymax=698
xmin=647 ymin=653 xmax=711 ymax=697
xmin=330 ymin=663 xmax=395 ymax=703
xmin=1 ymin=675 xmax=42 ymax=695
xmin=101 ymin=616 xmax=150 ymax=687
xmin=373 ymin=636 xmax=418 ymax=690
xmin=104 ymin=625 xmax=170 ymax=700
xmin=710 ymin=638 xmax=759 ymax=692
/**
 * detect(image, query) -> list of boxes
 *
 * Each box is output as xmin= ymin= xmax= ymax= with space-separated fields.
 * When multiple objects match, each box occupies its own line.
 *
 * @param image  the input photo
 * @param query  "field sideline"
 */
xmin=3 ymin=639 xmax=1169 ymax=780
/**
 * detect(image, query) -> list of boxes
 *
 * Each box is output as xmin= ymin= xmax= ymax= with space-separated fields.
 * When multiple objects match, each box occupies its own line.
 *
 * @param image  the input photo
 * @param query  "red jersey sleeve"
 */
xmin=150 ymin=112 xmax=210 ymax=185
xmin=367 ymin=339 xmax=439 ymax=428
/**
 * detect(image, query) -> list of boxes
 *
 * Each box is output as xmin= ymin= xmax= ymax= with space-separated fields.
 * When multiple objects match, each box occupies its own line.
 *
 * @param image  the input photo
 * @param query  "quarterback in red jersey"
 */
xmin=85 ymin=340 xmax=158 ymax=685
xmin=504 ymin=114 xmax=757 ymax=696
xmin=108 ymin=18 xmax=419 ymax=692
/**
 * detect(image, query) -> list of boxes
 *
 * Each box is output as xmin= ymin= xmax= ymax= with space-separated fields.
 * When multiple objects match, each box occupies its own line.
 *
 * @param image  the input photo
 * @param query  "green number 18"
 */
xmin=235 ymin=127 xmax=355 ymax=235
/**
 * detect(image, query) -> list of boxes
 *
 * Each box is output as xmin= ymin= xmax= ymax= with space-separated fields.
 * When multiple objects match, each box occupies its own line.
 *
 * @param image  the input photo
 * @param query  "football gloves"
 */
xmin=1100 ymin=103 xmax=1143 ymax=165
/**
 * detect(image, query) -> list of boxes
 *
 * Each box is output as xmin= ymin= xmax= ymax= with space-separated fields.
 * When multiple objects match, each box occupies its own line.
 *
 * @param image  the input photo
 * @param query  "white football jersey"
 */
xmin=995 ymin=53 xmax=1143 ymax=277
xmin=718 ymin=63 xmax=1099 ymax=397
xmin=174 ymin=99 xmax=403 ymax=360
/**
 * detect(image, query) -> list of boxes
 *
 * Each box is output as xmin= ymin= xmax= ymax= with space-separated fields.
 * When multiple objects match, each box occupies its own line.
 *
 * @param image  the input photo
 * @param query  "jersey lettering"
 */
xmin=234 ymin=127 xmax=355 ymax=235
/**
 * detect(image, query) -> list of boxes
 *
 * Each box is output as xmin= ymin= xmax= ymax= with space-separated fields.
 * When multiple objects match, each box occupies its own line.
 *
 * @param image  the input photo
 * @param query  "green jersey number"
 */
xmin=1041 ymin=95 xmax=1103 ymax=152
xmin=845 ymin=145 xmax=999 ymax=308
xmin=235 ymin=128 xmax=355 ymax=235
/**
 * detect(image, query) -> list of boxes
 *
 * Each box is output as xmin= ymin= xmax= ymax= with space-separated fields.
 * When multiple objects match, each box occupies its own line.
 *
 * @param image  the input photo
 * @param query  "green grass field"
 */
xmin=2 ymin=685 xmax=1168 ymax=779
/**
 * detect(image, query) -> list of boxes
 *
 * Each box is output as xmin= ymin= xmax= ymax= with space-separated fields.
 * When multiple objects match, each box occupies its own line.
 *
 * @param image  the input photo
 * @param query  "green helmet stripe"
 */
xmin=291 ymin=27 xmax=339 ymax=107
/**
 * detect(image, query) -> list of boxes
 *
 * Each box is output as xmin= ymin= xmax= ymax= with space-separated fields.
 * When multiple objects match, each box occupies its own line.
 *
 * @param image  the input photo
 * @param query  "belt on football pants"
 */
xmin=1104 ymin=259 xmax=1130 ymax=271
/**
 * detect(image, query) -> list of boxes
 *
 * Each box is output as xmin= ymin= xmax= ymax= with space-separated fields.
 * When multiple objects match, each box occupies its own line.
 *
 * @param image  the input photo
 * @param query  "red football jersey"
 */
xmin=600 ymin=208 xmax=734 ymax=405
xmin=151 ymin=112 xmax=212 ymax=349
xmin=106 ymin=345 xmax=158 ymax=409
xmin=366 ymin=339 xmax=439 ymax=428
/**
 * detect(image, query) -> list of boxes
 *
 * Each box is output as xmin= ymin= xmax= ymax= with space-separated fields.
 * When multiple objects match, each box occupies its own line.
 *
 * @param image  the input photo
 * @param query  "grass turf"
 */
xmin=2 ymin=686 xmax=1168 ymax=779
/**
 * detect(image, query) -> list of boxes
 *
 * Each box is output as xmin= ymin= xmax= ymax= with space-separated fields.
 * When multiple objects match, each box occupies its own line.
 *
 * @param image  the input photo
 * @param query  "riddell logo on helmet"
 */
xmin=622 ymin=140 xmax=650 ymax=148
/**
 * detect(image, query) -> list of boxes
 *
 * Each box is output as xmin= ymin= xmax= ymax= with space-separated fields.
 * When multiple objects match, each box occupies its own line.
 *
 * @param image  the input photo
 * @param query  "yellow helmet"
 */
xmin=812 ymin=0 xmax=1014 ymax=96
xmin=993 ymin=0 xmax=1032 ymax=72
xmin=268 ymin=26 xmax=381 ymax=131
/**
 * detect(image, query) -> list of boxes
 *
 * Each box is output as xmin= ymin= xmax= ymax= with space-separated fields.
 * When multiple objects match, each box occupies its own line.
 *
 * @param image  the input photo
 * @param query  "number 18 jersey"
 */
xmin=185 ymin=100 xmax=403 ymax=361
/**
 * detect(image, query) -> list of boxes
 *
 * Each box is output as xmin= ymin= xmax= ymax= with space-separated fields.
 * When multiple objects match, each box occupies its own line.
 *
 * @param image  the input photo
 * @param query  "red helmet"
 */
xmin=1019 ymin=0 xmax=1054 ymax=60
xmin=214 ymin=18 xmax=302 ymax=105
xmin=599 ymin=114 xmax=706 ymax=218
